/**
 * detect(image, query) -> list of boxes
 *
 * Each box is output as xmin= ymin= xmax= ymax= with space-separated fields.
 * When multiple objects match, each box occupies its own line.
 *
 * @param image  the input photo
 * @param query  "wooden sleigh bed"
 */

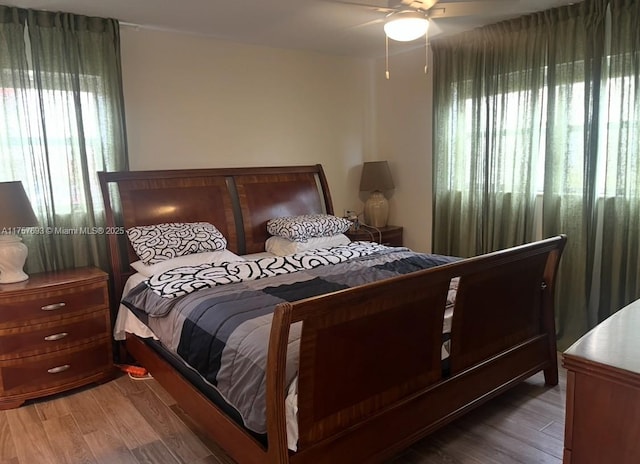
xmin=98 ymin=164 xmax=566 ymax=464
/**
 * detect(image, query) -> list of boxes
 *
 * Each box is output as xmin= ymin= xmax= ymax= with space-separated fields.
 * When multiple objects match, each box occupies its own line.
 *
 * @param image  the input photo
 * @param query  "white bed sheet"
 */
xmin=113 ymin=273 xmax=157 ymax=341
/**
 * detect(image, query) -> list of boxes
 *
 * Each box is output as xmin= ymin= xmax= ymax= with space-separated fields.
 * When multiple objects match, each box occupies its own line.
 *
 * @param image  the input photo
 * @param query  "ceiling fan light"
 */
xmin=384 ymin=11 xmax=429 ymax=42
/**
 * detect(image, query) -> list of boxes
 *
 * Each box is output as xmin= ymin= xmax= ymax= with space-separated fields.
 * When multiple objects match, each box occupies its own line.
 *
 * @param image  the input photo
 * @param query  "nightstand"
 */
xmin=345 ymin=225 xmax=403 ymax=247
xmin=0 ymin=267 xmax=114 ymax=409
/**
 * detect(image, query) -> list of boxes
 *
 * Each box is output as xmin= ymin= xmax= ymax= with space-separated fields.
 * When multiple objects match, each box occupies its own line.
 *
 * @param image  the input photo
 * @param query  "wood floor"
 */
xmin=0 ymin=365 xmax=567 ymax=464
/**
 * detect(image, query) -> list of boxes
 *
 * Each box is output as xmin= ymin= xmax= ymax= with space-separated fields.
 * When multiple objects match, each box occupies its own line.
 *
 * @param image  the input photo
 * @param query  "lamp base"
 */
xmin=364 ymin=191 xmax=389 ymax=228
xmin=0 ymin=235 xmax=29 ymax=284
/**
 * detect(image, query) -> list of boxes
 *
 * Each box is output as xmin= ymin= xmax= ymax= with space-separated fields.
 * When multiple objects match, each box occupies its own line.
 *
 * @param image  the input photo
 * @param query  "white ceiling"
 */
xmin=4 ymin=0 xmax=576 ymax=57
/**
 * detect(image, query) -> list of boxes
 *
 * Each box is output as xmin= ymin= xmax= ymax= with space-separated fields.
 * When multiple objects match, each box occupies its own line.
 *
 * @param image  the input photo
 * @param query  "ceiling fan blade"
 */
xmin=322 ymin=0 xmax=397 ymax=13
xmin=400 ymin=0 xmax=439 ymax=11
xmin=426 ymin=1 xmax=512 ymax=18
xmin=351 ymin=17 xmax=386 ymax=30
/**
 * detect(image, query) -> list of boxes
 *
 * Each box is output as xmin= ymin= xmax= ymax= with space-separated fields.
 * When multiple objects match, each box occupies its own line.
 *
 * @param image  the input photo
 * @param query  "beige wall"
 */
xmin=373 ymin=47 xmax=433 ymax=252
xmin=120 ymin=27 xmax=373 ymax=218
xmin=120 ymin=27 xmax=431 ymax=250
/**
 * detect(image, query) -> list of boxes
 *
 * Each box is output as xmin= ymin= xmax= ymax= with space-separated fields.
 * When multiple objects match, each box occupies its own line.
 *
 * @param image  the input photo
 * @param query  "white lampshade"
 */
xmin=384 ymin=10 xmax=429 ymax=42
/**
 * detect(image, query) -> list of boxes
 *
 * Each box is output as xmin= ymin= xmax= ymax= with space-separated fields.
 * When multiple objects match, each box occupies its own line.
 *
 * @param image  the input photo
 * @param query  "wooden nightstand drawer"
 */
xmin=0 ymin=340 xmax=112 ymax=397
xmin=0 ymin=267 xmax=113 ymax=409
xmin=0 ymin=310 xmax=110 ymax=360
xmin=0 ymin=282 xmax=108 ymax=328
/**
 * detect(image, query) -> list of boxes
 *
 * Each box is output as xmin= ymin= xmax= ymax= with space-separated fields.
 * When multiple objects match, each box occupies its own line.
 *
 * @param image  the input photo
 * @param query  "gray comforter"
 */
xmin=122 ymin=244 xmax=457 ymax=434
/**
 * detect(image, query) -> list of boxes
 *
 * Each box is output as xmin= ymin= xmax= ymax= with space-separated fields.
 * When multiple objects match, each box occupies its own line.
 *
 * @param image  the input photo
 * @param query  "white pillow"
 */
xmin=266 ymin=214 xmax=351 ymax=242
xmin=130 ymin=249 xmax=245 ymax=277
xmin=126 ymin=222 xmax=227 ymax=265
xmin=265 ymin=234 xmax=351 ymax=256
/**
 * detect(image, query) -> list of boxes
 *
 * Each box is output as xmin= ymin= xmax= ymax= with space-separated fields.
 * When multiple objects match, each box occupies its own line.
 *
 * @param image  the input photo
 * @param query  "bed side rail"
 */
xmin=448 ymin=234 xmax=566 ymax=377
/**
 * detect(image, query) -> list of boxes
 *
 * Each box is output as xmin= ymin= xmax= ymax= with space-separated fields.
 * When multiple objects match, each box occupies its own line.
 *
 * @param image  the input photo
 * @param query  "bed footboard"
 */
xmin=266 ymin=235 xmax=566 ymax=464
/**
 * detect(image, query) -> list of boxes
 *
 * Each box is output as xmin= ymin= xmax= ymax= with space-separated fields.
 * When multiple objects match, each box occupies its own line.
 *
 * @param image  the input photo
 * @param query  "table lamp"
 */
xmin=359 ymin=161 xmax=394 ymax=227
xmin=0 ymin=181 xmax=38 ymax=284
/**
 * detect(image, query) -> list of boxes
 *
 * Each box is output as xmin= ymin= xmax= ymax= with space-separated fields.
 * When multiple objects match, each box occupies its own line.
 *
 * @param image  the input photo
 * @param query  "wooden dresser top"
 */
xmin=564 ymin=299 xmax=640 ymax=376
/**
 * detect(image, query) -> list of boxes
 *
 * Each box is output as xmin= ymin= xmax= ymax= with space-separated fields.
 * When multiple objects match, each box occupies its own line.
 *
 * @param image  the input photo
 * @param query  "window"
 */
xmin=449 ymin=70 xmax=637 ymax=198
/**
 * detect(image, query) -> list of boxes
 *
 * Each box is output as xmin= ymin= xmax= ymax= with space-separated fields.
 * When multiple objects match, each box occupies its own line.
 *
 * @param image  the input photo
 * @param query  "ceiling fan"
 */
xmin=325 ymin=0 xmax=510 ymax=78
xmin=329 ymin=0 xmax=511 ymax=41
xmin=334 ymin=0 xmax=437 ymax=41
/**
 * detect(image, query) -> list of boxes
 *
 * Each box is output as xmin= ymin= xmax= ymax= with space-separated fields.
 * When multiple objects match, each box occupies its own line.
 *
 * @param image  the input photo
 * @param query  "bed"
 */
xmin=98 ymin=164 xmax=566 ymax=464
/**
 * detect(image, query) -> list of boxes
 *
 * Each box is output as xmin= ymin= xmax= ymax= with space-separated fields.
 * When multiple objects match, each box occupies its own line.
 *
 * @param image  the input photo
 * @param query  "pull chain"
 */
xmin=385 ymin=35 xmax=390 ymax=80
xmin=385 ymin=32 xmax=429 ymax=79
xmin=425 ymin=34 xmax=429 ymax=75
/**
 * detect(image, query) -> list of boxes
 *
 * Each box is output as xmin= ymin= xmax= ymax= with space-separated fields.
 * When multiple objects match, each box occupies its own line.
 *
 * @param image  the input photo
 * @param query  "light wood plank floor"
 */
xmin=0 ymin=366 xmax=566 ymax=464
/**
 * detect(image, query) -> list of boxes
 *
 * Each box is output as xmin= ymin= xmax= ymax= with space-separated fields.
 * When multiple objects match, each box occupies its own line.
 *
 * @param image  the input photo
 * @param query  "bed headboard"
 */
xmin=98 ymin=164 xmax=334 ymax=305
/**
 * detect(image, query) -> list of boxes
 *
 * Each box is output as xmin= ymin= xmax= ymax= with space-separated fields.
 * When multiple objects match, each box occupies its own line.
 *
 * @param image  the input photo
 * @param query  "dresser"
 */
xmin=345 ymin=225 xmax=403 ymax=247
xmin=0 ymin=267 xmax=114 ymax=409
xmin=562 ymin=299 xmax=640 ymax=463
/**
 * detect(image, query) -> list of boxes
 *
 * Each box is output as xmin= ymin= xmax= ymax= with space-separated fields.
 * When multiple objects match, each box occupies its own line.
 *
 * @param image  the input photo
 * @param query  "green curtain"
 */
xmin=541 ymin=1 xmax=609 ymax=345
xmin=432 ymin=0 xmax=640 ymax=349
xmin=0 ymin=6 xmax=128 ymax=272
xmin=432 ymin=15 xmax=548 ymax=257
xmin=588 ymin=0 xmax=640 ymax=319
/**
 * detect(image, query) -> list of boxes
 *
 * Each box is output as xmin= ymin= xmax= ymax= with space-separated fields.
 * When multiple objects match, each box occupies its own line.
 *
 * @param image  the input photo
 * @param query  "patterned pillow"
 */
xmin=265 ymin=234 xmax=351 ymax=256
xmin=266 ymin=214 xmax=351 ymax=242
xmin=126 ymin=222 xmax=227 ymax=265
xmin=130 ymin=249 xmax=245 ymax=277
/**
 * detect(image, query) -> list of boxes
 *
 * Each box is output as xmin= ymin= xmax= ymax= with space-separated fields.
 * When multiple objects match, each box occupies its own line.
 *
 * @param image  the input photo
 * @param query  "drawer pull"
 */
xmin=41 ymin=302 xmax=66 ymax=311
xmin=44 ymin=332 xmax=69 ymax=341
xmin=47 ymin=364 xmax=71 ymax=374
